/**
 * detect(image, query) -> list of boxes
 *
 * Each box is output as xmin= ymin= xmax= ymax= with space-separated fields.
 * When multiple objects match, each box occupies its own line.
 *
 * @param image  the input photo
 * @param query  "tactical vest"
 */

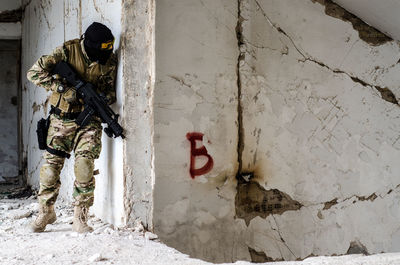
xmin=49 ymin=38 xmax=113 ymax=113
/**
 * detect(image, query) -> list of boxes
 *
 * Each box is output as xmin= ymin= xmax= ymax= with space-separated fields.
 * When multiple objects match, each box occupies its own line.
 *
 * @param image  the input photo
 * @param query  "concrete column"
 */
xmin=121 ymin=0 xmax=155 ymax=229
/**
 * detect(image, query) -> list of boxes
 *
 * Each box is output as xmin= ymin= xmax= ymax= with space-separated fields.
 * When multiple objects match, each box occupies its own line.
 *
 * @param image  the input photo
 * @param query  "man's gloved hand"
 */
xmin=57 ymin=84 xmax=77 ymax=103
xmin=99 ymin=92 xmax=111 ymax=104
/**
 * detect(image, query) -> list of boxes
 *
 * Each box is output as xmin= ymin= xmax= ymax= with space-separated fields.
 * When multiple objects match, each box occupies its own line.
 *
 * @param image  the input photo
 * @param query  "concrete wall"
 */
xmin=21 ymin=0 xmax=125 ymax=226
xmin=154 ymin=0 xmax=400 ymax=262
xmin=0 ymin=40 xmax=19 ymax=181
xmin=239 ymin=0 xmax=400 ymax=260
xmin=153 ymin=0 xmax=245 ymax=262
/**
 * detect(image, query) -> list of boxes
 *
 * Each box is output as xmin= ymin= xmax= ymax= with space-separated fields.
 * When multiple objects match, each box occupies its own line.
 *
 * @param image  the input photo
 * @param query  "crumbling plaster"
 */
xmin=333 ymin=0 xmax=400 ymax=43
xmin=21 ymin=0 xmax=125 ymax=226
xmin=154 ymin=0 xmax=400 ymax=262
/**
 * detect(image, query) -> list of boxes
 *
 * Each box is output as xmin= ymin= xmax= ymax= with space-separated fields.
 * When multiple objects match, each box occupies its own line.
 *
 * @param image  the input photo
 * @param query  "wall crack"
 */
xmin=253 ymin=0 xmax=399 ymax=106
xmin=235 ymin=0 xmax=245 ymax=179
xmin=272 ymin=215 xmax=297 ymax=258
xmin=306 ymin=184 xmax=400 ymax=211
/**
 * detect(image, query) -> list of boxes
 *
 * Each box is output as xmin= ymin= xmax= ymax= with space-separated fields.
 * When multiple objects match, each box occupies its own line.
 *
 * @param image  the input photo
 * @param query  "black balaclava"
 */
xmin=83 ymin=22 xmax=114 ymax=65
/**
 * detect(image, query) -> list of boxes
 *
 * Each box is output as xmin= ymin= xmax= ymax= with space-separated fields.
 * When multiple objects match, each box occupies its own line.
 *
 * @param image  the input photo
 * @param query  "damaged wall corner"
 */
xmin=312 ymin=0 xmax=392 ymax=46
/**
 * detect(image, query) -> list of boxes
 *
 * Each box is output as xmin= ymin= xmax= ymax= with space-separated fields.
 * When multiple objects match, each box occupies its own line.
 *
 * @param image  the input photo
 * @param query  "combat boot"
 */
xmin=72 ymin=205 xmax=93 ymax=233
xmin=30 ymin=204 xmax=57 ymax=232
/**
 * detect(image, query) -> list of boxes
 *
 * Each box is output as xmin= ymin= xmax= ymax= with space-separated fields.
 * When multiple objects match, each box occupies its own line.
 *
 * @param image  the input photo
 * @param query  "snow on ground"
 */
xmin=1 ymin=197 xmax=400 ymax=265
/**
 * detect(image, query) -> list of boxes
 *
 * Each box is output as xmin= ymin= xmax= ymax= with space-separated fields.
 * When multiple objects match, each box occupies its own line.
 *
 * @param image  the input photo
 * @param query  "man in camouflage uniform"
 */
xmin=27 ymin=22 xmax=117 ymax=233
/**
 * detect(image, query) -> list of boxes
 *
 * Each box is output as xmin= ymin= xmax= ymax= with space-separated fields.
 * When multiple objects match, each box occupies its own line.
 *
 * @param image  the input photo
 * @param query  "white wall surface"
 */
xmin=21 ymin=0 xmax=125 ymax=226
xmin=154 ymin=0 xmax=400 ymax=262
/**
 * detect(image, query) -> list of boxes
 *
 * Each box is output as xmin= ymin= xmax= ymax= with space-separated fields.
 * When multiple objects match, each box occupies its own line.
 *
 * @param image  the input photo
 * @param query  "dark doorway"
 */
xmin=0 ymin=40 xmax=21 ymax=186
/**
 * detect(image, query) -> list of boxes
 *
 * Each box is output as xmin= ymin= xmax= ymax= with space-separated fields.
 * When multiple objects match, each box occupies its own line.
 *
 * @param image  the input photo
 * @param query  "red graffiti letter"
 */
xmin=186 ymin=132 xmax=214 ymax=179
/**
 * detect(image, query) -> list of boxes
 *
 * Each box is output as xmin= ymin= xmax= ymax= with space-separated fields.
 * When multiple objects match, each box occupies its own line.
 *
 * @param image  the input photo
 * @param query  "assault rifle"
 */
xmin=52 ymin=61 xmax=125 ymax=139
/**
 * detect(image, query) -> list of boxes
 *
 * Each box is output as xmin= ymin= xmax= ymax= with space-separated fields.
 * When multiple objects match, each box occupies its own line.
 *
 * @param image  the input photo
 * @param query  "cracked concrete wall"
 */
xmin=153 ymin=0 xmax=248 ymax=262
xmin=21 ymin=0 xmax=125 ymax=226
xmin=239 ymin=0 xmax=400 ymax=261
xmin=154 ymin=0 xmax=400 ymax=263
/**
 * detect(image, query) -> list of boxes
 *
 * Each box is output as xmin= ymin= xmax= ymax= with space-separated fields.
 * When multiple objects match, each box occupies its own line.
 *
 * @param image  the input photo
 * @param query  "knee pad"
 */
xmin=40 ymin=164 xmax=61 ymax=186
xmin=74 ymin=156 xmax=94 ymax=184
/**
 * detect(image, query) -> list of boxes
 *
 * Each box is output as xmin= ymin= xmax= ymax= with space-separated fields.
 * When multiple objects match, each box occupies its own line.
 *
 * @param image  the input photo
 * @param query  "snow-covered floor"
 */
xmin=1 ymin=197 xmax=400 ymax=265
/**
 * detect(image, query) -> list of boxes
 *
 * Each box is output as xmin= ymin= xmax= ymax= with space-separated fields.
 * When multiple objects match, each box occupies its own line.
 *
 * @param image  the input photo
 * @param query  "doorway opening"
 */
xmin=0 ymin=39 xmax=22 ymax=190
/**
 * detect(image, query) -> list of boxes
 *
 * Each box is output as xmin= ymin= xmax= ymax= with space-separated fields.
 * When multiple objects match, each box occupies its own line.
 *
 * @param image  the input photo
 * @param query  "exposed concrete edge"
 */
xmin=121 ymin=0 xmax=155 ymax=229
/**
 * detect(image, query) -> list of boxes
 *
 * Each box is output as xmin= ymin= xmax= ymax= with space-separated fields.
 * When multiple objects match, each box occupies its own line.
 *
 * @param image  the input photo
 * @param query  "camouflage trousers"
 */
xmin=38 ymin=114 xmax=102 ymax=207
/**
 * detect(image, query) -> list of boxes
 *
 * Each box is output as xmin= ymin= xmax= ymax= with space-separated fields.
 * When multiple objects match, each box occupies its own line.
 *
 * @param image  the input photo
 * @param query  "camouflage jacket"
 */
xmin=27 ymin=38 xmax=117 ymax=113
